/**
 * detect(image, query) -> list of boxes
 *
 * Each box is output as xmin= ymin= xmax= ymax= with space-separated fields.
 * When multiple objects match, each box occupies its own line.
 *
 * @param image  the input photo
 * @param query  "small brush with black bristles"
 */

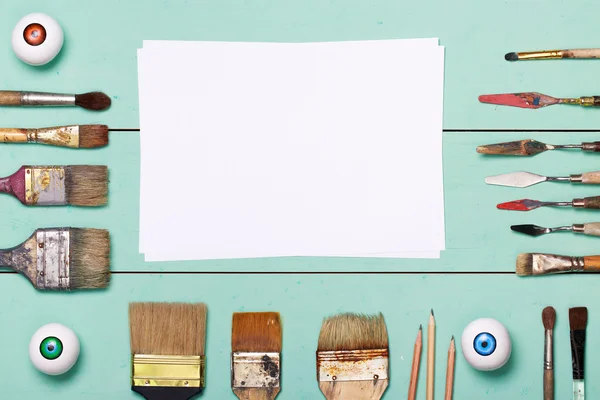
xmin=569 ymin=307 xmax=588 ymax=400
xmin=505 ymin=48 xmax=600 ymax=61
xmin=0 ymin=125 xmax=108 ymax=148
xmin=0 ymin=90 xmax=111 ymax=111
xmin=0 ymin=227 xmax=110 ymax=290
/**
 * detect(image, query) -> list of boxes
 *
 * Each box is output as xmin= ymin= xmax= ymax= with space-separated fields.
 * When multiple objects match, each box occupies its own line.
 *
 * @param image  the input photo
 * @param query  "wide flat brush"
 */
xmin=542 ymin=307 xmax=556 ymax=400
xmin=486 ymin=171 xmax=600 ymax=188
xmin=130 ymin=302 xmax=208 ymax=400
xmin=498 ymin=196 xmax=600 ymax=211
xmin=317 ymin=313 xmax=389 ymax=400
xmin=0 ymin=227 xmax=110 ymax=289
xmin=0 ymin=165 xmax=107 ymax=206
xmin=477 ymin=139 xmax=600 ymax=156
xmin=506 ymin=49 xmax=600 ymax=61
xmin=0 ymin=125 xmax=108 ymax=148
xmin=231 ymin=312 xmax=282 ymax=400
xmin=479 ymin=92 xmax=600 ymax=109
xmin=516 ymin=253 xmax=600 ymax=276
xmin=0 ymin=90 xmax=111 ymax=111
xmin=569 ymin=307 xmax=588 ymax=400
xmin=511 ymin=223 xmax=600 ymax=237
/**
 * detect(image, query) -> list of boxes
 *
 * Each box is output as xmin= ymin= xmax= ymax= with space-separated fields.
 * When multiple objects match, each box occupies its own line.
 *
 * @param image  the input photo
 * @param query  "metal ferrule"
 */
xmin=132 ymin=354 xmax=205 ymax=388
xmin=317 ymin=349 xmax=388 ymax=382
xmin=531 ymin=253 xmax=584 ymax=275
xmin=570 ymin=174 xmax=584 ymax=183
xmin=573 ymin=198 xmax=586 ymax=208
xmin=573 ymin=224 xmax=586 ymax=233
xmin=30 ymin=126 xmax=79 ymax=148
xmin=25 ymin=166 xmax=67 ymax=206
xmin=231 ymin=352 xmax=280 ymax=388
xmin=516 ymin=50 xmax=563 ymax=60
xmin=36 ymin=228 xmax=70 ymax=290
xmin=544 ymin=330 xmax=553 ymax=369
xmin=21 ymin=92 xmax=75 ymax=106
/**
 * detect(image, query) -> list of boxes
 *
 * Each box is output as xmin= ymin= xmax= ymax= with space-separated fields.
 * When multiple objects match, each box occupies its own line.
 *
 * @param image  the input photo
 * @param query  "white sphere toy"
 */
xmin=461 ymin=318 xmax=511 ymax=371
xmin=12 ymin=13 xmax=64 ymax=66
xmin=29 ymin=323 xmax=80 ymax=375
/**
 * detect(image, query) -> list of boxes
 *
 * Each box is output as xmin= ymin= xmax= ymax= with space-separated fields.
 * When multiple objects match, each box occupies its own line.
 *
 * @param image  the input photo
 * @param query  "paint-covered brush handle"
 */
xmin=567 ymin=49 xmax=600 ymax=58
xmin=132 ymin=387 xmax=202 ymax=400
xmin=573 ymin=196 xmax=600 ymax=209
xmin=0 ymin=128 xmax=28 ymax=143
xmin=543 ymin=369 xmax=553 ymax=400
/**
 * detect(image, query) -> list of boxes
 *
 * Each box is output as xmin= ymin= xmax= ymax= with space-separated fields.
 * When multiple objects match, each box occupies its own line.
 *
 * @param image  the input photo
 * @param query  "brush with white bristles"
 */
xmin=317 ymin=313 xmax=389 ymax=400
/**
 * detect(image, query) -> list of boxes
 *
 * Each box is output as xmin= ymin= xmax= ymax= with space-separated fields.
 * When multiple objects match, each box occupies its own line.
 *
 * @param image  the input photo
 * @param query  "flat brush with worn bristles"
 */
xmin=511 ymin=223 xmax=600 ymax=237
xmin=0 ymin=90 xmax=111 ymax=111
xmin=480 ymin=92 xmax=600 ymax=109
xmin=477 ymin=139 xmax=600 ymax=156
xmin=569 ymin=307 xmax=588 ymax=400
xmin=231 ymin=312 xmax=282 ymax=400
xmin=130 ymin=302 xmax=208 ymax=400
xmin=0 ymin=165 xmax=107 ymax=206
xmin=317 ymin=313 xmax=389 ymax=400
xmin=506 ymin=49 xmax=600 ymax=61
xmin=497 ymin=196 xmax=600 ymax=211
xmin=0 ymin=227 xmax=110 ymax=290
xmin=0 ymin=125 xmax=108 ymax=148
xmin=517 ymin=252 xmax=600 ymax=276
xmin=542 ymin=307 xmax=556 ymax=400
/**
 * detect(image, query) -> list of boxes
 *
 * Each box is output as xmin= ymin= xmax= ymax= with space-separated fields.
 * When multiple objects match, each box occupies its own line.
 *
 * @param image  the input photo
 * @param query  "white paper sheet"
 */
xmin=138 ymin=40 xmax=445 ymax=261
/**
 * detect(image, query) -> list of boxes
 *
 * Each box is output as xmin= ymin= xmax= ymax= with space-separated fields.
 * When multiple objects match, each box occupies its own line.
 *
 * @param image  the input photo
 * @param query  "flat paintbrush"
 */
xmin=0 ymin=165 xmax=107 ymax=206
xmin=517 ymin=253 xmax=600 ymax=276
xmin=506 ymin=49 xmax=600 ymax=61
xmin=479 ymin=92 xmax=600 ymax=109
xmin=569 ymin=307 xmax=587 ymax=400
xmin=231 ymin=312 xmax=282 ymax=400
xmin=512 ymin=223 xmax=600 ymax=237
xmin=477 ymin=139 xmax=600 ymax=156
xmin=498 ymin=196 xmax=600 ymax=211
xmin=317 ymin=313 xmax=389 ymax=400
xmin=0 ymin=227 xmax=110 ymax=290
xmin=130 ymin=302 xmax=208 ymax=400
xmin=0 ymin=125 xmax=108 ymax=148
xmin=0 ymin=90 xmax=111 ymax=111
xmin=486 ymin=171 xmax=600 ymax=188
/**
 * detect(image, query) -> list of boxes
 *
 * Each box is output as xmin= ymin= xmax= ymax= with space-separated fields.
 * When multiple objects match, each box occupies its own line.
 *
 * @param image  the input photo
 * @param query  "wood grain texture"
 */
xmin=233 ymin=388 xmax=280 ymax=400
xmin=543 ymin=369 xmax=553 ymax=400
xmin=318 ymin=381 xmax=388 ymax=400
xmin=580 ymin=171 xmax=600 ymax=184
xmin=582 ymin=223 xmax=600 ymax=236
xmin=0 ymin=91 xmax=21 ymax=105
xmin=583 ymin=196 xmax=600 ymax=209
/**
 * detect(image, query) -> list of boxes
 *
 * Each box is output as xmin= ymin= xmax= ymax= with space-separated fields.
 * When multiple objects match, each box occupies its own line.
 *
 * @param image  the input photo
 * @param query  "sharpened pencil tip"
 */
xmin=431 ymin=309 xmax=434 ymax=316
xmin=451 ymin=335 xmax=454 ymax=341
xmin=419 ymin=324 xmax=422 ymax=331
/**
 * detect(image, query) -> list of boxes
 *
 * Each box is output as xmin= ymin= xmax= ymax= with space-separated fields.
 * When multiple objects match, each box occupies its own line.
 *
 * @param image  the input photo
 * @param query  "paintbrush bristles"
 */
xmin=232 ymin=312 xmax=282 ymax=353
xmin=130 ymin=302 xmax=208 ymax=356
xmin=569 ymin=307 xmax=588 ymax=331
xmin=78 ymin=125 xmax=109 ymax=148
xmin=516 ymin=253 xmax=533 ymax=276
xmin=65 ymin=166 xmax=108 ymax=206
xmin=318 ymin=312 xmax=388 ymax=351
xmin=542 ymin=307 xmax=556 ymax=330
xmin=74 ymin=92 xmax=111 ymax=111
xmin=69 ymin=228 xmax=110 ymax=289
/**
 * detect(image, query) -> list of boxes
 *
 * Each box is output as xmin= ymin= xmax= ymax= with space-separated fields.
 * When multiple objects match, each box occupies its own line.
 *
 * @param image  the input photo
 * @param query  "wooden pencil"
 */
xmin=408 ymin=325 xmax=423 ymax=400
xmin=445 ymin=336 xmax=455 ymax=400
xmin=427 ymin=309 xmax=435 ymax=400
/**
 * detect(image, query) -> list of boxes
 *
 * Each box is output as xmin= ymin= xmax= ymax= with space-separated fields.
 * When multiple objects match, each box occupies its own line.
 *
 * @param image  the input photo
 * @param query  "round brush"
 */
xmin=542 ymin=307 xmax=555 ymax=400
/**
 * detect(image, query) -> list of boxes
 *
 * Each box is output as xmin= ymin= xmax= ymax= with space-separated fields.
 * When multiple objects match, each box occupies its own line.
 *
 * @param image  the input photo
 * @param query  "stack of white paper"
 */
xmin=138 ymin=39 xmax=445 ymax=261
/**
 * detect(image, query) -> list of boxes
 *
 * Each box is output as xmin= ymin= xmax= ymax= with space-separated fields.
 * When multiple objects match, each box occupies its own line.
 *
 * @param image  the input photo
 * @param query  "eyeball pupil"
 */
xmin=481 ymin=341 xmax=488 ymax=348
xmin=40 ymin=336 xmax=63 ymax=360
xmin=23 ymin=23 xmax=46 ymax=46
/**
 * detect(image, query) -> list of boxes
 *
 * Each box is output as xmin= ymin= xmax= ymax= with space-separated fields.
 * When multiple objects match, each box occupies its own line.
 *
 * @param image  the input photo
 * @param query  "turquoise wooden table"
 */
xmin=1 ymin=0 xmax=600 ymax=398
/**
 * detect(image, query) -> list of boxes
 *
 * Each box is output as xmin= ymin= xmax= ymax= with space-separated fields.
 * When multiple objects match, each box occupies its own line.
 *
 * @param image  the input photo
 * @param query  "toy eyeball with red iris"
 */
xmin=12 ymin=13 xmax=64 ymax=66
xmin=461 ymin=318 xmax=511 ymax=371
xmin=29 ymin=323 xmax=80 ymax=375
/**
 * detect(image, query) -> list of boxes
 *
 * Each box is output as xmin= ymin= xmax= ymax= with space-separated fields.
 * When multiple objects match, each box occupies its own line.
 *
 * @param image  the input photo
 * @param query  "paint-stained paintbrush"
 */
xmin=231 ymin=312 xmax=282 ymax=400
xmin=486 ymin=171 xmax=600 ymax=188
xmin=479 ymin=92 xmax=600 ymax=109
xmin=512 ymin=223 xmax=600 ymax=237
xmin=569 ymin=307 xmax=587 ymax=400
xmin=0 ymin=165 xmax=107 ymax=206
xmin=317 ymin=313 xmax=389 ymax=400
xmin=506 ymin=49 xmax=600 ymax=61
xmin=477 ymin=139 xmax=600 ymax=156
xmin=542 ymin=307 xmax=556 ymax=400
xmin=517 ymin=252 xmax=600 ymax=276
xmin=0 ymin=227 xmax=110 ymax=289
xmin=497 ymin=196 xmax=600 ymax=211
xmin=0 ymin=125 xmax=108 ymax=148
xmin=130 ymin=302 xmax=208 ymax=400
xmin=0 ymin=90 xmax=111 ymax=110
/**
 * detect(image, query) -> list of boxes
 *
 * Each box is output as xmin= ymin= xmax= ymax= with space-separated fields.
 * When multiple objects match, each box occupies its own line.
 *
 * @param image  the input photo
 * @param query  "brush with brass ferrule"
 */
xmin=231 ymin=312 xmax=282 ymax=400
xmin=317 ymin=313 xmax=389 ymax=400
xmin=130 ymin=302 xmax=208 ymax=400
xmin=516 ymin=253 xmax=600 ymax=276
xmin=0 ymin=227 xmax=110 ymax=290
xmin=505 ymin=49 xmax=600 ymax=61
xmin=0 ymin=90 xmax=111 ymax=110
xmin=0 ymin=125 xmax=108 ymax=148
xmin=0 ymin=165 xmax=107 ymax=206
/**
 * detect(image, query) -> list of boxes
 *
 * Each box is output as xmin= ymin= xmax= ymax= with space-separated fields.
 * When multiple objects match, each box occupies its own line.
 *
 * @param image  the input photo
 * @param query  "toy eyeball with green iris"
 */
xmin=461 ymin=318 xmax=511 ymax=371
xmin=29 ymin=323 xmax=80 ymax=375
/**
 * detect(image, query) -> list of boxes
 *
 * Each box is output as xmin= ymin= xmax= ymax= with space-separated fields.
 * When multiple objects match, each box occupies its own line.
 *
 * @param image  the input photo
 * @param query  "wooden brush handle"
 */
xmin=0 ymin=91 xmax=21 ymax=105
xmin=578 ymin=171 xmax=600 ymax=184
xmin=583 ymin=255 xmax=600 ymax=271
xmin=319 ymin=381 xmax=388 ymax=400
xmin=565 ymin=49 xmax=600 ymax=58
xmin=0 ymin=128 xmax=28 ymax=143
xmin=543 ymin=369 xmax=553 ymax=400
xmin=233 ymin=388 xmax=280 ymax=400
xmin=132 ymin=387 xmax=202 ymax=400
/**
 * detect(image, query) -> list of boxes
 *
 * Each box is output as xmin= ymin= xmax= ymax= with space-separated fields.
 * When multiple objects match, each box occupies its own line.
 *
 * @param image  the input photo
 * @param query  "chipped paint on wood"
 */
xmin=231 ymin=352 xmax=280 ymax=388
xmin=25 ymin=167 xmax=66 ymax=206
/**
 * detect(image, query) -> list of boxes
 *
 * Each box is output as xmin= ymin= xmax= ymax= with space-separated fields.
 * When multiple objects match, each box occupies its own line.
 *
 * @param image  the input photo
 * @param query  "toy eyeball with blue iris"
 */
xmin=29 ymin=323 xmax=80 ymax=375
xmin=12 ymin=13 xmax=64 ymax=66
xmin=461 ymin=318 xmax=511 ymax=371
